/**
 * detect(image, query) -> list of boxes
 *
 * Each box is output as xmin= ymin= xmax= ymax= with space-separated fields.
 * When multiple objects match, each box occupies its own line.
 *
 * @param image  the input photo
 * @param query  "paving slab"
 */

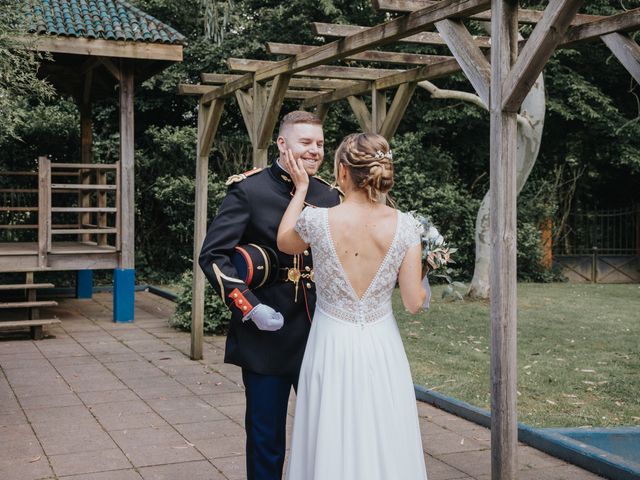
xmin=0 ymin=292 xmax=605 ymax=480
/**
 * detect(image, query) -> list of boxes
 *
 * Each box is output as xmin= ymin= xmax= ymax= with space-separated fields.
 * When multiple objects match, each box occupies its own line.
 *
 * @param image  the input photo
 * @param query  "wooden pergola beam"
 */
xmin=202 ymin=73 xmax=355 ymax=90
xmin=257 ymin=74 xmax=291 ymax=148
xmin=179 ymin=84 xmax=327 ymax=99
xmin=312 ymin=21 xmax=492 ymax=49
xmin=379 ymin=81 xmax=417 ymax=139
xmin=254 ymin=0 xmax=491 ymax=82
xmin=347 ymin=96 xmax=373 ymax=132
xmin=201 ymin=72 xmax=254 ymax=105
xmin=563 ymin=7 xmax=640 ymax=46
xmin=601 ymin=33 xmax=640 ymax=85
xmin=199 ymin=99 xmax=226 ymax=158
xmin=302 ymin=80 xmax=373 ymax=108
xmin=267 ymin=42 xmax=453 ymax=65
xmin=372 ymin=0 xmax=604 ymax=26
xmin=23 ymin=36 xmax=183 ymax=61
xmin=228 ymin=58 xmax=404 ymax=80
xmin=502 ymin=0 xmax=584 ymax=112
xmin=435 ymin=19 xmax=490 ymax=107
xmin=235 ymin=90 xmax=254 ymax=144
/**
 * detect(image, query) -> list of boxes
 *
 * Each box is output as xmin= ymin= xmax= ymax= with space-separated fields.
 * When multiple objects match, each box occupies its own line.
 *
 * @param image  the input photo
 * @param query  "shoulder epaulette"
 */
xmin=225 ymin=167 xmax=263 ymax=186
xmin=313 ymin=175 xmax=344 ymax=197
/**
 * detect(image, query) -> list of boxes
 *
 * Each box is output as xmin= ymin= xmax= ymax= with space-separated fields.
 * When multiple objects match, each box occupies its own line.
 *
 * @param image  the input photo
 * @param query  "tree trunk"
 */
xmin=468 ymin=74 xmax=545 ymax=298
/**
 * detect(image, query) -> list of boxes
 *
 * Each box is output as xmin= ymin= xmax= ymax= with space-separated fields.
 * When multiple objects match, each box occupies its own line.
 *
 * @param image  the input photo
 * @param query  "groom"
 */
xmin=199 ymin=110 xmax=341 ymax=480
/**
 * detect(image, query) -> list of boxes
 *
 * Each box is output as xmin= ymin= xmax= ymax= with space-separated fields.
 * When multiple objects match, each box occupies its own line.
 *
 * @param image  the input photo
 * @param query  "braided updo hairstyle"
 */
xmin=334 ymin=133 xmax=394 ymax=202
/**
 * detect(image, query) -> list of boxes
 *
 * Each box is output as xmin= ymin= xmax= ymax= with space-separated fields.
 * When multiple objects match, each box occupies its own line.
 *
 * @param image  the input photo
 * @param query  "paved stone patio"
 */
xmin=0 ymin=292 xmax=604 ymax=480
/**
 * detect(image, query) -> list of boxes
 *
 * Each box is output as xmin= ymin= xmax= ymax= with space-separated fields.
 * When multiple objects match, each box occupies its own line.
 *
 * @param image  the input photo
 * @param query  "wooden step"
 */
xmin=0 ymin=319 xmax=61 ymax=328
xmin=0 ymin=318 xmax=62 ymax=340
xmin=0 ymin=283 xmax=55 ymax=291
xmin=0 ymin=300 xmax=58 ymax=309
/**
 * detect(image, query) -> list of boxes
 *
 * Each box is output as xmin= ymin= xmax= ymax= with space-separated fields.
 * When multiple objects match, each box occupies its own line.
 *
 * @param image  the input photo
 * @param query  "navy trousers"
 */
xmin=242 ymin=369 xmax=298 ymax=480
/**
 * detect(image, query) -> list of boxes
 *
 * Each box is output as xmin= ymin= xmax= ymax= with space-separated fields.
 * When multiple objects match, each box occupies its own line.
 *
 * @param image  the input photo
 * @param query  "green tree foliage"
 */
xmin=0 ymin=0 xmax=55 ymax=142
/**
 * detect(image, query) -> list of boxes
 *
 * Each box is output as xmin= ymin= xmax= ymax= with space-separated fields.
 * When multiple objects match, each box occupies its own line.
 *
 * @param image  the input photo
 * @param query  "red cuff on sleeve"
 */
xmin=228 ymin=288 xmax=254 ymax=314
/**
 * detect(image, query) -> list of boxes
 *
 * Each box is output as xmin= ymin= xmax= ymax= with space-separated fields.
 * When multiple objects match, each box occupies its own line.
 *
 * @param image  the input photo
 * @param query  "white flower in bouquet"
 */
xmin=410 ymin=212 xmax=465 ymax=302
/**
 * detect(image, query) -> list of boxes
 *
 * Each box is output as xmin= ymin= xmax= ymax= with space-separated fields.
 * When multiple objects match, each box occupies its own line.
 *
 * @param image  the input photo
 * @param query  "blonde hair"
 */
xmin=334 ymin=133 xmax=394 ymax=202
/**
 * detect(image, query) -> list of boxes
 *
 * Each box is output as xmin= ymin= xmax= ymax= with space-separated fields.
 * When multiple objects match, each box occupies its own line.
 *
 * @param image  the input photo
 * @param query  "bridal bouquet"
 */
xmin=412 ymin=213 xmax=465 ymax=302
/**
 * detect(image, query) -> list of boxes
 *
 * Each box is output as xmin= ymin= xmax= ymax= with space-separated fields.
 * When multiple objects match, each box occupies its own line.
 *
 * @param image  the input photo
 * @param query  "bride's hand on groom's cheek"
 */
xmin=286 ymin=149 xmax=309 ymax=191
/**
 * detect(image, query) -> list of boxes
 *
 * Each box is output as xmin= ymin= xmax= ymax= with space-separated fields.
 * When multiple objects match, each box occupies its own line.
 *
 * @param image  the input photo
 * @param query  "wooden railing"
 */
xmin=0 ymin=157 xmax=121 ymax=264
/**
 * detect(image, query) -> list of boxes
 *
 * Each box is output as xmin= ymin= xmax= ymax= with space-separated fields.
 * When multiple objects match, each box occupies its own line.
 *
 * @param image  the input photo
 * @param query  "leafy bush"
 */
xmin=170 ymin=269 xmax=231 ymax=335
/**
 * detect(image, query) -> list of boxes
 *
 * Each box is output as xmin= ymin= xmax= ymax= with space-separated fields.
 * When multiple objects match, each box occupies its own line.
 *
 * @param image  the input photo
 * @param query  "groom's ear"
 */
xmin=276 ymin=135 xmax=286 ymax=153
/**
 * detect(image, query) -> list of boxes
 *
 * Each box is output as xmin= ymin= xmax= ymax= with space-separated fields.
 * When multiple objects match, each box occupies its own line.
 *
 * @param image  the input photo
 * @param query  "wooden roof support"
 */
xmin=180 ymin=84 xmax=328 ymax=100
xmin=435 ymin=19 xmax=490 ymax=107
xmin=379 ymin=81 xmax=417 ymax=139
xmin=235 ymin=90 xmax=255 ymax=144
xmin=228 ymin=58 xmax=404 ymax=80
xmin=347 ymin=96 xmax=373 ymax=132
xmin=502 ymin=0 xmax=584 ymax=112
xmin=601 ymin=33 xmax=640 ymax=85
xmin=314 ymin=103 xmax=331 ymax=122
xmin=267 ymin=42 xmax=453 ymax=65
xmin=98 ymin=57 xmax=121 ymax=81
xmin=563 ymin=8 xmax=640 ymax=46
xmin=201 ymin=73 xmax=356 ymax=90
xmin=24 ymin=36 xmax=183 ymax=61
xmin=312 ymin=22 xmax=491 ymax=49
xmin=257 ymin=74 xmax=291 ymax=148
xmin=199 ymin=98 xmax=226 ymax=158
xmin=372 ymin=0 xmax=604 ymax=26
xmin=372 ymin=87 xmax=387 ymax=133
xmin=254 ymin=0 xmax=491 ymax=82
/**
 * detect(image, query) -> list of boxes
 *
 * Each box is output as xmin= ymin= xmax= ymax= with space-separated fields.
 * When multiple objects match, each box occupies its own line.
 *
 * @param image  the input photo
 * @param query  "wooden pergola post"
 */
xmin=191 ymin=98 xmax=225 ymax=360
xmin=489 ymin=1 xmax=519 ymax=477
xmin=114 ymin=60 xmax=136 ymax=322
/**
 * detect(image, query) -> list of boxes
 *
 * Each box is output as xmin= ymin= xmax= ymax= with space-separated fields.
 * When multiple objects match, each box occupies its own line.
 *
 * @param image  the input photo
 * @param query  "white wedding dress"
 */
xmin=286 ymin=207 xmax=428 ymax=480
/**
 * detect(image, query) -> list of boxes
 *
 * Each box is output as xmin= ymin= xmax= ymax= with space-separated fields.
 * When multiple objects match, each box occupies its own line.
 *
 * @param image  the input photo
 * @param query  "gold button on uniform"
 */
xmin=303 ymin=250 xmax=309 ymax=256
xmin=238 ymin=300 xmax=244 ymax=305
xmin=242 ymin=306 xmax=248 ymax=311
xmin=305 ymin=266 xmax=310 ymax=272
xmin=233 ymin=293 xmax=238 ymax=298
xmin=306 ymin=283 xmax=312 ymax=289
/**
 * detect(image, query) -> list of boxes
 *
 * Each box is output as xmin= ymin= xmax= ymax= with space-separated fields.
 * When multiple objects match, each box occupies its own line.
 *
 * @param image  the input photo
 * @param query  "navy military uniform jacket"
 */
xmin=199 ymin=161 xmax=341 ymax=376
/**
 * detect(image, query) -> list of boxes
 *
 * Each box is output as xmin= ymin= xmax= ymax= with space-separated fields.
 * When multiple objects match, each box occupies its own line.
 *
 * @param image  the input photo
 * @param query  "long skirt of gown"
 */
xmin=286 ymin=306 xmax=428 ymax=480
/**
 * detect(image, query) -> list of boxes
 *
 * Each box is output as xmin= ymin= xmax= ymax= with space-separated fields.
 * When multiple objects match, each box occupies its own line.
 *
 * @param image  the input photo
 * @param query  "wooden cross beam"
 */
xmin=435 ymin=19 xmax=490 ymax=107
xmin=601 ymin=33 xmax=640 ymax=85
xmin=253 ymin=0 xmax=491 ymax=82
xmin=502 ymin=0 xmax=584 ymax=112
xmin=372 ymin=0 xmax=604 ymax=26
xmin=563 ymin=7 xmax=640 ymax=46
xmin=267 ymin=42 xmax=454 ymax=65
xmin=200 ymin=73 xmax=357 ymax=90
xmin=228 ymin=58 xmax=404 ymax=80
xmin=179 ymin=84 xmax=329 ymax=99
xmin=312 ymin=22 xmax=492 ymax=48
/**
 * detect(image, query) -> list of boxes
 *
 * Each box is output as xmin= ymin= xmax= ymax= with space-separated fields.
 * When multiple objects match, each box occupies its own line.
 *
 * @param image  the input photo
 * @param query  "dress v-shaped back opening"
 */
xmin=324 ymin=208 xmax=400 ymax=302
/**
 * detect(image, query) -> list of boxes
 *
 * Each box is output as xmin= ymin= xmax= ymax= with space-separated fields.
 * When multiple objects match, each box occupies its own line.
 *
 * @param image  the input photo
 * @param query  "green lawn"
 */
xmin=393 ymin=283 xmax=640 ymax=428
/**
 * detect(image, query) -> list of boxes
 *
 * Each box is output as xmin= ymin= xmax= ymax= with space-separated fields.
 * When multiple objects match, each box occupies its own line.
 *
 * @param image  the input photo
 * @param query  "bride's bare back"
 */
xmin=327 ymin=202 xmax=399 ymax=299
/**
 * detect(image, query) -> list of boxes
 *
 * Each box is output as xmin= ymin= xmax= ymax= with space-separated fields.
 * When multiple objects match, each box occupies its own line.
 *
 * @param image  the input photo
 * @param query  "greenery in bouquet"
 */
xmin=413 ymin=213 xmax=466 ymax=301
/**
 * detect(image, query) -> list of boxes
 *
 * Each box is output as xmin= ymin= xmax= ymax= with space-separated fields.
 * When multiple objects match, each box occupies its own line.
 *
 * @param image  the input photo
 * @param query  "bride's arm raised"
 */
xmin=398 ymin=243 xmax=427 ymax=314
xmin=277 ymin=150 xmax=310 ymax=254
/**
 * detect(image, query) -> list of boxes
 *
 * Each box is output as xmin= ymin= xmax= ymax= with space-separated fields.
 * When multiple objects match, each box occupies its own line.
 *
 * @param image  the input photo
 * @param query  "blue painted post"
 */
xmin=113 ymin=268 xmax=135 ymax=322
xmin=76 ymin=270 xmax=93 ymax=299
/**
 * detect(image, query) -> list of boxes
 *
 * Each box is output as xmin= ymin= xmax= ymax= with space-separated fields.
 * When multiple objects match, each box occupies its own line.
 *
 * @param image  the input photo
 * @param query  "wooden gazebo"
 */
xmin=181 ymin=1 xmax=639 ymax=478
xmin=0 ymin=0 xmax=183 ymax=328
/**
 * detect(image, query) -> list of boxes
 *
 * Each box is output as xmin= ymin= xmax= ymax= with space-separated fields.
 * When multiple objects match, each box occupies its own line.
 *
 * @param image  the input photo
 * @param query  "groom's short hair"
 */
xmin=278 ymin=111 xmax=322 ymax=137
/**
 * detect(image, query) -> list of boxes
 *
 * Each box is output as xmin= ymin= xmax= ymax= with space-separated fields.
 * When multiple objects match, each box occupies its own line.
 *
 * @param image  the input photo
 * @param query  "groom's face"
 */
xmin=277 ymin=123 xmax=325 ymax=176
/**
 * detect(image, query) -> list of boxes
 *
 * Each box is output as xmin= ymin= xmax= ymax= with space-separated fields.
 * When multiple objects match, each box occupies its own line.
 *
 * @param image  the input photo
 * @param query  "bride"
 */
xmin=277 ymin=132 xmax=429 ymax=480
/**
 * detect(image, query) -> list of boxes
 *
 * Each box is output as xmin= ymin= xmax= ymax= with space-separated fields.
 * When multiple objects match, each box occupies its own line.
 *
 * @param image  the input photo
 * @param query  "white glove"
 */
xmin=243 ymin=303 xmax=284 ymax=331
xmin=421 ymin=275 xmax=432 ymax=311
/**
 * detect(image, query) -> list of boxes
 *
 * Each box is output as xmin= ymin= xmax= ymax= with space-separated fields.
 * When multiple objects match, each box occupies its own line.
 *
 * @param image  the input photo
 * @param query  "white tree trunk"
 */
xmin=468 ymin=74 xmax=545 ymax=298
